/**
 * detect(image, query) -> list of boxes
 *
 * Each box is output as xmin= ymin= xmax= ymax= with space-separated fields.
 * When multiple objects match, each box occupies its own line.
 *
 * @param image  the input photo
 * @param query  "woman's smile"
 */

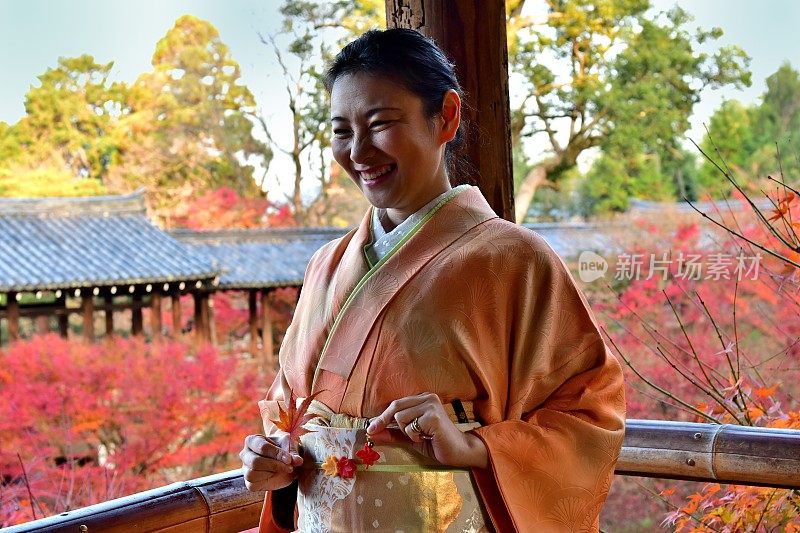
xmin=357 ymin=164 xmax=397 ymax=187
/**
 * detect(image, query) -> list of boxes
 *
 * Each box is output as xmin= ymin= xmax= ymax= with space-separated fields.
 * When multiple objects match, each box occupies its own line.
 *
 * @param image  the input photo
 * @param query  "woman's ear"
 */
xmin=438 ymin=89 xmax=461 ymax=144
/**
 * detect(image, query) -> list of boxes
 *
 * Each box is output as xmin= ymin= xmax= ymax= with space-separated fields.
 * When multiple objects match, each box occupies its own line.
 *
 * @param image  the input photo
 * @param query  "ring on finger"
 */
xmin=410 ymin=417 xmax=433 ymax=440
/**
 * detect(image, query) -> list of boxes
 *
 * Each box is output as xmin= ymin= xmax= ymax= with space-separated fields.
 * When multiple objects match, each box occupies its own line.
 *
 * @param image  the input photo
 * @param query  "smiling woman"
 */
xmin=240 ymin=28 xmax=626 ymax=533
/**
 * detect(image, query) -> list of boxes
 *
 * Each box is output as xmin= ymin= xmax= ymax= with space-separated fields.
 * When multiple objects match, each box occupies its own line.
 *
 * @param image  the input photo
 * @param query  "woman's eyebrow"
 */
xmin=331 ymin=107 xmax=402 ymax=122
xmin=365 ymin=106 xmax=402 ymax=118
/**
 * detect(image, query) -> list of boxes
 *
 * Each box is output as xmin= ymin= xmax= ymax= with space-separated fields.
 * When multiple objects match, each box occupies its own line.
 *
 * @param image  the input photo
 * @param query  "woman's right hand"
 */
xmin=239 ymin=434 xmax=304 ymax=492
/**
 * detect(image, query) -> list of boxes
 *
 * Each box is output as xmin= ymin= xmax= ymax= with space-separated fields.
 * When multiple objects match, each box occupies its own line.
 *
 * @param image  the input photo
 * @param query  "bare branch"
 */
xmin=601 ymin=326 xmax=722 ymax=424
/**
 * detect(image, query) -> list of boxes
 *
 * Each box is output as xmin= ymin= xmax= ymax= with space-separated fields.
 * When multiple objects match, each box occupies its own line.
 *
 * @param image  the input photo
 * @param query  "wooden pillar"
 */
xmin=261 ymin=290 xmax=274 ymax=369
xmin=131 ymin=293 xmax=143 ymax=336
xmin=36 ymin=315 xmax=49 ymax=335
xmin=82 ymin=295 xmax=94 ymax=342
xmin=151 ymin=292 xmax=162 ymax=340
xmin=248 ymin=290 xmax=259 ymax=357
xmin=171 ymin=293 xmax=182 ymax=336
xmin=200 ymin=293 xmax=211 ymax=343
xmin=385 ymin=0 xmax=514 ymax=222
xmin=193 ymin=292 xmax=206 ymax=344
xmin=58 ymin=297 xmax=69 ymax=338
xmin=207 ymin=294 xmax=217 ymax=346
xmin=7 ymin=292 xmax=20 ymax=342
xmin=104 ymin=295 xmax=114 ymax=337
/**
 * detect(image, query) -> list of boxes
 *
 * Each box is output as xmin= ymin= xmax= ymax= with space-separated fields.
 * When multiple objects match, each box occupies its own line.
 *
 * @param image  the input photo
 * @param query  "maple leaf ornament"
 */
xmin=322 ymin=455 xmax=339 ymax=477
xmin=269 ymin=388 xmax=325 ymax=445
xmin=355 ymin=441 xmax=380 ymax=469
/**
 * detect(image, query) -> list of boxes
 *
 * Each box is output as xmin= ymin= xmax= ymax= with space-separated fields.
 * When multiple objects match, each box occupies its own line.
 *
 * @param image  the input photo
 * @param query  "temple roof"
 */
xmin=0 ymin=190 xmax=217 ymax=292
xmin=171 ymin=227 xmax=348 ymax=289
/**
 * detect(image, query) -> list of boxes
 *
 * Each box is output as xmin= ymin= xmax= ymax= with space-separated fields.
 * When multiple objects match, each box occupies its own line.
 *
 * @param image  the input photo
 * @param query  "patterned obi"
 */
xmin=294 ymin=401 xmax=494 ymax=533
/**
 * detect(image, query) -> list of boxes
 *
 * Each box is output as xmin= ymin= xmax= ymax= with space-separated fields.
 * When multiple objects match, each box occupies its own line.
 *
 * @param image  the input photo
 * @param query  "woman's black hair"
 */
xmin=324 ymin=28 xmax=471 ymax=183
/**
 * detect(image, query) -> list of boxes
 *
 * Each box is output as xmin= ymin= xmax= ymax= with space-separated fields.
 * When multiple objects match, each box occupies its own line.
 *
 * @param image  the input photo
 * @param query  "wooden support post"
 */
xmin=193 ymin=292 xmax=205 ymax=344
xmin=171 ymin=293 xmax=182 ymax=337
xmin=36 ymin=315 xmax=49 ymax=335
xmin=261 ymin=290 xmax=274 ymax=369
xmin=58 ymin=297 xmax=69 ymax=338
xmin=385 ymin=0 xmax=515 ymax=222
xmin=104 ymin=295 xmax=114 ymax=337
xmin=207 ymin=293 xmax=217 ymax=346
xmin=131 ymin=293 xmax=143 ymax=336
xmin=248 ymin=290 xmax=258 ymax=357
xmin=200 ymin=293 xmax=211 ymax=344
xmin=7 ymin=292 xmax=19 ymax=342
xmin=151 ymin=292 xmax=162 ymax=340
xmin=82 ymin=295 xmax=95 ymax=342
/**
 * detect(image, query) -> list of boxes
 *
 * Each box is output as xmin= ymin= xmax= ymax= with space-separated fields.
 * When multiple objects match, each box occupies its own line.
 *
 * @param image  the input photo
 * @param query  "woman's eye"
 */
xmin=369 ymin=120 xmax=391 ymax=129
xmin=333 ymin=129 xmax=352 ymax=137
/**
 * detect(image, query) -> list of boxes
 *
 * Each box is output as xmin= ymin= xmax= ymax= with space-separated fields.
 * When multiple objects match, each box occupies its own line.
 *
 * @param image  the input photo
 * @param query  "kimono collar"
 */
xmin=368 ymin=184 xmax=471 ymax=265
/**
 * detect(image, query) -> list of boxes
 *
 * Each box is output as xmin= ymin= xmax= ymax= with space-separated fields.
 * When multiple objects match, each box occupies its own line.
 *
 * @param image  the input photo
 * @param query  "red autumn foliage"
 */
xmin=171 ymin=187 xmax=295 ymax=230
xmin=593 ymin=188 xmax=800 ymax=530
xmin=0 ymin=335 xmax=267 ymax=527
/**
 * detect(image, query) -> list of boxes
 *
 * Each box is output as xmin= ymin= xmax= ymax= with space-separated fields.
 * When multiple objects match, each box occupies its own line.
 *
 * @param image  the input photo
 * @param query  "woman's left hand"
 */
xmin=366 ymin=392 xmax=488 ymax=469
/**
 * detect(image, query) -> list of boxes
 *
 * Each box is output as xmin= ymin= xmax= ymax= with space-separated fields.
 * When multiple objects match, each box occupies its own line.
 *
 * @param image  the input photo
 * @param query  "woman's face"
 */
xmin=330 ymin=72 xmax=459 ymax=218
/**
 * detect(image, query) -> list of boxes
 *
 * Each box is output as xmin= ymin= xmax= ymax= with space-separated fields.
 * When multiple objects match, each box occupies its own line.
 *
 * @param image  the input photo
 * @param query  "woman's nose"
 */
xmin=350 ymin=133 xmax=375 ymax=164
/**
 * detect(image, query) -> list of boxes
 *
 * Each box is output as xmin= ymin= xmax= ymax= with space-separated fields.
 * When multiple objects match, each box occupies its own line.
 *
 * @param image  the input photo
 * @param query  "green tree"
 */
xmin=510 ymin=1 xmax=751 ymax=221
xmin=0 ymin=54 xmax=126 ymax=197
xmin=108 ymin=15 xmax=270 ymax=224
xmin=752 ymin=62 xmax=800 ymax=180
xmin=695 ymin=100 xmax=757 ymax=197
xmin=696 ymin=62 xmax=800 ymax=199
xmin=760 ymin=62 xmax=800 ymax=139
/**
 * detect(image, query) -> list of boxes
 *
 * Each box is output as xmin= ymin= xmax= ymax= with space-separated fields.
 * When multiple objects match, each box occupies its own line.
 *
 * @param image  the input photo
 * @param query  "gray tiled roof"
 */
xmin=174 ymin=222 xmax=619 ymax=287
xmin=524 ymin=222 xmax=621 ymax=258
xmin=171 ymin=228 xmax=348 ymax=289
xmin=0 ymin=190 xmax=217 ymax=292
xmin=628 ymin=197 xmax=774 ymax=213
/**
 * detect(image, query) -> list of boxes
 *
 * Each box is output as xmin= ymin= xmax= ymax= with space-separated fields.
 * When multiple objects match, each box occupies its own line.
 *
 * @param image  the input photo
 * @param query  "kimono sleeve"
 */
xmin=470 ymin=243 xmax=626 ymax=533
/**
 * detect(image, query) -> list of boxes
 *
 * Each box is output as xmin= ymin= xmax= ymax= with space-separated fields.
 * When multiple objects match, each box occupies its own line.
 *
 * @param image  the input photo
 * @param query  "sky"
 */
xmin=1 ymin=0 xmax=799 ymax=192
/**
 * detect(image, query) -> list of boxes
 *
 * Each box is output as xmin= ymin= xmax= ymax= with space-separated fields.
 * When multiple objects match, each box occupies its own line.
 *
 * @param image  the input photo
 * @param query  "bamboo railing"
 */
xmin=6 ymin=420 xmax=800 ymax=532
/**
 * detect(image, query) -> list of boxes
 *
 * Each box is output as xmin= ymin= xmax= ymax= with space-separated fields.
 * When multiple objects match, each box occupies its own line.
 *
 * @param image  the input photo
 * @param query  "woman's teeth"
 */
xmin=360 ymin=165 xmax=393 ymax=180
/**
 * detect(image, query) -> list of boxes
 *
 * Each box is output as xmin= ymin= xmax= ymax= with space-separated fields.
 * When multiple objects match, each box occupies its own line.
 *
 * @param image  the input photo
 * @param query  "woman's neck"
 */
xmin=382 ymin=185 xmax=453 ymax=231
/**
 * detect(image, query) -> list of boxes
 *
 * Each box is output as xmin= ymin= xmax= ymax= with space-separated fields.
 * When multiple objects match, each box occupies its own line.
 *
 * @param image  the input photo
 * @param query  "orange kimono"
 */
xmin=258 ymin=186 xmax=625 ymax=532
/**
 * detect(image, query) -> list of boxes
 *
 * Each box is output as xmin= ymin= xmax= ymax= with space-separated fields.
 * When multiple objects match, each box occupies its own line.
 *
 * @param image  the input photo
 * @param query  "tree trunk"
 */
xmin=514 ymin=165 xmax=549 ymax=222
xmin=292 ymin=107 xmax=305 ymax=224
